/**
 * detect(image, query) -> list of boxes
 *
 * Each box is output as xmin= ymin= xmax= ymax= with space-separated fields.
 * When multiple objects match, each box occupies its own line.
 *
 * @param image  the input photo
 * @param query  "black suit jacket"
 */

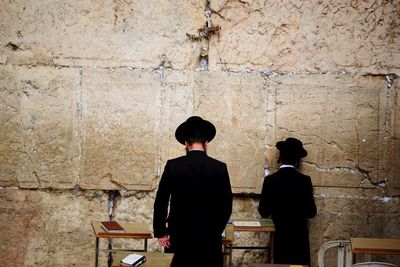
xmin=153 ymin=150 xmax=232 ymax=267
xmin=258 ymin=167 xmax=317 ymax=265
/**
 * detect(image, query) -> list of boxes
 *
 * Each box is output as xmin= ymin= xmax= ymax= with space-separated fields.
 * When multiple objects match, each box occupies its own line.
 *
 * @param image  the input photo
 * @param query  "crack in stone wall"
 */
xmin=186 ymin=0 xmax=222 ymax=71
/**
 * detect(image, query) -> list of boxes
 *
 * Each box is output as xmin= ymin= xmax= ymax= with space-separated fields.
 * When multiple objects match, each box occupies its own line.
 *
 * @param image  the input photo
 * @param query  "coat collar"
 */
xmin=280 ymin=164 xmax=295 ymax=169
xmin=187 ymin=150 xmax=206 ymax=156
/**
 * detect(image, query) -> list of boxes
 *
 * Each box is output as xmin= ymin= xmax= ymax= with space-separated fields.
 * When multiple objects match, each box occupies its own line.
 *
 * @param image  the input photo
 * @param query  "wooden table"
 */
xmin=111 ymin=251 xmax=173 ymax=267
xmin=223 ymin=224 xmax=235 ymax=267
xmin=351 ymin=237 xmax=400 ymax=262
xmin=91 ymin=222 xmax=152 ymax=267
xmin=231 ymin=219 xmax=276 ymax=263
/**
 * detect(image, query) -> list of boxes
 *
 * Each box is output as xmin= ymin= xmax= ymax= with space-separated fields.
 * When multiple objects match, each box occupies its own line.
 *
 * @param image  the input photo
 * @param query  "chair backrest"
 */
xmin=352 ymin=263 xmax=397 ymax=267
xmin=318 ymin=240 xmax=353 ymax=267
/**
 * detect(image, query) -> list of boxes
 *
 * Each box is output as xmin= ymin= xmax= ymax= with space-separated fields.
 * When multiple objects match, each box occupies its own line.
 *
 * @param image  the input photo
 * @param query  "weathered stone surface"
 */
xmin=2 ymin=67 xmax=397 ymax=195
xmin=159 ymin=70 xmax=197 ymax=162
xmin=265 ymin=74 xmax=389 ymax=188
xmin=80 ymin=68 xmax=162 ymax=190
xmin=0 ymin=65 xmax=81 ymax=189
xmin=160 ymin=71 xmax=266 ymax=193
xmin=194 ymin=72 xmax=266 ymax=193
xmin=0 ymin=66 xmax=21 ymax=187
xmin=0 ymin=188 xmax=108 ymax=266
xmin=0 ymin=1 xmax=399 ymax=267
xmin=0 ymin=188 xmax=399 ymax=267
xmin=209 ymin=0 xmax=400 ymax=74
xmin=111 ymin=191 xmax=159 ymax=252
xmin=387 ymin=78 xmax=400 ymax=190
xmin=0 ymin=0 xmax=206 ymax=69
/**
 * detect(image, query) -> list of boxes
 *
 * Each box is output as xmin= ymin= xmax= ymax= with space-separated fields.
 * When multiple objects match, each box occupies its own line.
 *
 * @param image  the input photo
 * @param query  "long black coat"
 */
xmin=258 ymin=167 xmax=317 ymax=266
xmin=153 ymin=150 xmax=233 ymax=267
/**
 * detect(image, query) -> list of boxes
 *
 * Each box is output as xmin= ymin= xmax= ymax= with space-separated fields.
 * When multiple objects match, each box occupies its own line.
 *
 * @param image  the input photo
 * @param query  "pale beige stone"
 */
xmin=0 ymin=189 xmax=399 ymax=267
xmin=0 ymin=66 xmax=22 ymax=187
xmin=110 ymin=191 xmax=159 ymax=252
xmin=0 ymin=65 xmax=81 ymax=189
xmin=209 ymin=0 xmax=400 ymax=74
xmin=387 ymin=79 xmax=400 ymax=189
xmin=265 ymin=74 xmax=388 ymax=188
xmin=2 ymin=67 xmax=398 ymax=195
xmin=155 ymin=70 xmax=266 ymax=193
xmin=0 ymin=0 xmax=205 ymax=69
xmin=160 ymin=70 xmax=196 ymax=162
xmin=80 ymin=68 xmax=162 ymax=190
xmin=0 ymin=189 xmax=108 ymax=266
xmin=194 ymin=71 xmax=266 ymax=193
xmin=0 ymin=1 xmax=399 ymax=267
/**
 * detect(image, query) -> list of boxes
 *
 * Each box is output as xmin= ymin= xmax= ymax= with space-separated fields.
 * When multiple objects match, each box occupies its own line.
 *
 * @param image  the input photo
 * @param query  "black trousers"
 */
xmin=164 ymin=236 xmax=223 ymax=267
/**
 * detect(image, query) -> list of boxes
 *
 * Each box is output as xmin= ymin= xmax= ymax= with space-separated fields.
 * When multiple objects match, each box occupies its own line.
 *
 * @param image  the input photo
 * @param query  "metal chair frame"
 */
xmin=318 ymin=240 xmax=353 ymax=267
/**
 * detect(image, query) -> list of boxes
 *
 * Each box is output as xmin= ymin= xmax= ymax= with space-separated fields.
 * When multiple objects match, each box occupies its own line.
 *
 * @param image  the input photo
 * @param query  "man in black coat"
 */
xmin=258 ymin=137 xmax=317 ymax=266
xmin=153 ymin=116 xmax=233 ymax=267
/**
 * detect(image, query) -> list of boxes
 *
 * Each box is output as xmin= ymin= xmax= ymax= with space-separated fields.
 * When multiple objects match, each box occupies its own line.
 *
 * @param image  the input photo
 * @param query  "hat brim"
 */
xmin=276 ymin=140 xmax=308 ymax=158
xmin=175 ymin=117 xmax=216 ymax=145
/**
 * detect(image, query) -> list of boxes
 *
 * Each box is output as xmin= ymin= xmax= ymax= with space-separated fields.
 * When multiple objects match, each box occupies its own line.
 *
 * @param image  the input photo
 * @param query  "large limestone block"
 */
xmin=159 ymin=70 xmax=197 ymax=161
xmin=0 ymin=65 xmax=81 ymax=189
xmin=209 ymin=0 xmax=400 ymax=74
xmin=80 ymin=68 xmax=162 ymax=190
xmin=0 ymin=189 xmax=108 ymax=266
xmin=160 ymin=71 xmax=266 ymax=193
xmin=0 ymin=0 xmax=205 ymax=69
xmin=194 ymin=72 xmax=266 ymax=193
xmin=265 ymin=74 xmax=388 ymax=188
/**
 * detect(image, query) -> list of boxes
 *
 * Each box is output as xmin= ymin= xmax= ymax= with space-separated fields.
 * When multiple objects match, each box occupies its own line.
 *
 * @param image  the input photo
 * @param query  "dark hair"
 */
xmin=186 ymin=137 xmax=207 ymax=145
xmin=278 ymin=152 xmax=299 ymax=166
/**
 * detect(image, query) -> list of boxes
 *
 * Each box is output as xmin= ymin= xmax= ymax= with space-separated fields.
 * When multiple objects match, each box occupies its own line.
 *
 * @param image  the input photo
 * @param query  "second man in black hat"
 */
xmin=153 ymin=116 xmax=233 ymax=267
xmin=258 ymin=137 xmax=317 ymax=266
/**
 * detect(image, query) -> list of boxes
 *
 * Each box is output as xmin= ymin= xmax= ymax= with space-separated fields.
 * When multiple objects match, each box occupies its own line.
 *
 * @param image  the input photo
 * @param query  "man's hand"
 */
xmin=157 ymin=235 xmax=170 ymax=248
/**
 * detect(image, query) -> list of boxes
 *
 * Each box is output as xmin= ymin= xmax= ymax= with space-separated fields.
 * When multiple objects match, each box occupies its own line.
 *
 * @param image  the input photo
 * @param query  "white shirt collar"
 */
xmin=280 ymin=164 xmax=295 ymax=169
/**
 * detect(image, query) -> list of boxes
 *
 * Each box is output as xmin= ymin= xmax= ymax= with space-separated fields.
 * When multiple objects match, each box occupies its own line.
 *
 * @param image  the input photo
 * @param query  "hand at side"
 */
xmin=157 ymin=235 xmax=170 ymax=248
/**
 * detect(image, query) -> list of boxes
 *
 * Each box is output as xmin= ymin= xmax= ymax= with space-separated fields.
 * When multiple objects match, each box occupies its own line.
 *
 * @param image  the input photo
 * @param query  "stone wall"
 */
xmin=0 ymin=0 xmax=399 ymax=266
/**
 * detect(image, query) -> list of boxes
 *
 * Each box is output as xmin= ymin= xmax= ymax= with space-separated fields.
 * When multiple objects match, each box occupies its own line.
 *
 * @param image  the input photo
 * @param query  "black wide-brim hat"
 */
xmin=175 ymin=116 xmax=216 ymax=145
xmin=276 ymin=137 xmax=308 ymax=158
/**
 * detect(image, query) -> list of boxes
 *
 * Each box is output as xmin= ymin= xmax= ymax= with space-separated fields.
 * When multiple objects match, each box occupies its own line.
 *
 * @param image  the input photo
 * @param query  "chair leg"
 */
xmin=317 ymin=240 xmax=351 ymax=267
xmin=338 ymin=246 xmax=345 ymax=267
